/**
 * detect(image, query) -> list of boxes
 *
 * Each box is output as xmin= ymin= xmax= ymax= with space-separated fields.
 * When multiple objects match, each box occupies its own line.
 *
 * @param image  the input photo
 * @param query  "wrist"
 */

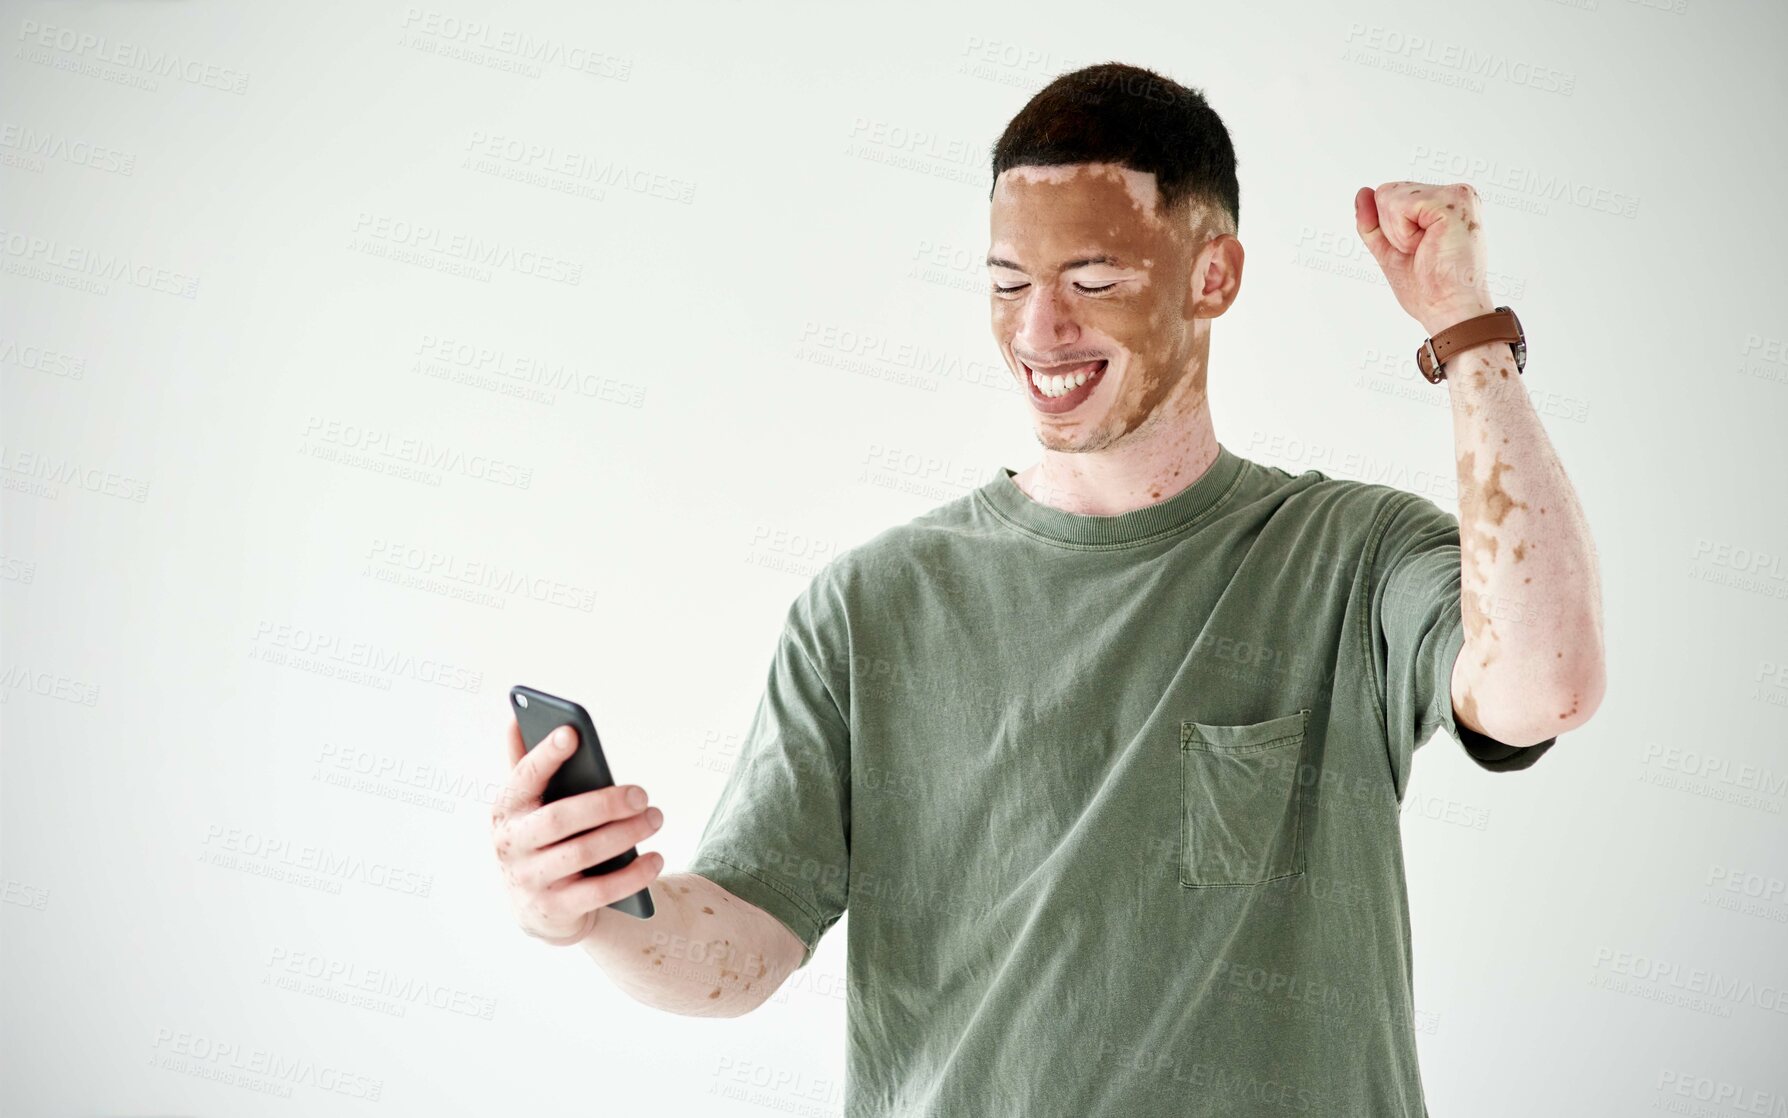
xmin=523 ymin=911 xmax=597 ymax=947
xmin=1421 ymin=300 xmax=1496 ymax=339
xmin=1415 ymin=304 xmax=1525 ymax=384
xmin=1434 ymin=344 xmax=1505 ymax=392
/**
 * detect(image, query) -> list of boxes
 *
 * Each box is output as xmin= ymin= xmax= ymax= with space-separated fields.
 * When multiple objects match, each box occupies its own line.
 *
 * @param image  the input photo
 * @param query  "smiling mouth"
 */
xmin=1023 ymin=359 xmax=1107 ymax=397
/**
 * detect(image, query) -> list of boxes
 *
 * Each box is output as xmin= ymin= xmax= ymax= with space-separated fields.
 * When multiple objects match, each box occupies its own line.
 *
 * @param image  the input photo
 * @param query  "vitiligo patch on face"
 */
xmin=998 ymin=163 xmax=1166 ymax=222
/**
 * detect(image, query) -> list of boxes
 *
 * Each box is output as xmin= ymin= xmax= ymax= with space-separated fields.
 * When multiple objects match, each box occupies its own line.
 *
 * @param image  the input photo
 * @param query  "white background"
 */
xmin=4 ymin=1 xmax=1786 ymax=1115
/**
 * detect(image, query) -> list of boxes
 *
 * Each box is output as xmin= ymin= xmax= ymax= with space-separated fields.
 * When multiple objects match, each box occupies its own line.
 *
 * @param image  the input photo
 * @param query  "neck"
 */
xmin=1014 ymin=373 xmax=1220 ymax=517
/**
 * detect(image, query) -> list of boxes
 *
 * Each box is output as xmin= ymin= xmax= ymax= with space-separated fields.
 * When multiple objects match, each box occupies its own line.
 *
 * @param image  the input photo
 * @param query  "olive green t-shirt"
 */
xmin=685 ymin=441 xmax=1557 ymax=1117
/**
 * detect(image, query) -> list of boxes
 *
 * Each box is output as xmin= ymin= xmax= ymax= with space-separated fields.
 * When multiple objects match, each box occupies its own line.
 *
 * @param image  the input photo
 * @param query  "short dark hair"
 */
xmin=990 ymin=62 xmax=1240 ymax=233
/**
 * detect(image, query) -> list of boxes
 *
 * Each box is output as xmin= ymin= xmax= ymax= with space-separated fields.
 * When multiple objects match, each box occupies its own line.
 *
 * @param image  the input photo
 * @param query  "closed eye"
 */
xmin=992 ymin=282 xmax=1117 ymax=295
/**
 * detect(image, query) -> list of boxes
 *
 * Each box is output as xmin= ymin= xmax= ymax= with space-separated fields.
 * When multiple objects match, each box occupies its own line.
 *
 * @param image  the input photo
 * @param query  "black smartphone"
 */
xmin=509 ymin=684 xmax=655 ymax=919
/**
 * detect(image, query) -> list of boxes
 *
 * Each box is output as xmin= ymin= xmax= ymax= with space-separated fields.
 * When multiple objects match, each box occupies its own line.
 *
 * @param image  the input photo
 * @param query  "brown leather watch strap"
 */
xmin=1416 ymin=306 xmax=1526 ymax=384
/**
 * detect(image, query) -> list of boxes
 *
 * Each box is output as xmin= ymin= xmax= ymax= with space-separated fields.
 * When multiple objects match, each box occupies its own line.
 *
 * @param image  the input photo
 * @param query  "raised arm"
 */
xmin=1356 ymin=180 xmax=1605 ymax=747
xmin=1440 ymin=340 xmax=1604 ymax=746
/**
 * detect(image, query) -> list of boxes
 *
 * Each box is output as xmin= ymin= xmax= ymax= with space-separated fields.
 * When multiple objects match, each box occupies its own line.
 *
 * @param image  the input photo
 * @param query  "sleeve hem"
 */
xmin=1458 ymin=723 xmax=1559 ymax=771
xmin=683 ymin=854 xmax=827 ymax=968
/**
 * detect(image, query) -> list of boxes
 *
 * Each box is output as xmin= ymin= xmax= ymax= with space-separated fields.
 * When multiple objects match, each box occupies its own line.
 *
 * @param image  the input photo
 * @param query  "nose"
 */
xmin=1012 ymin=282 xmax=1080 ymax=360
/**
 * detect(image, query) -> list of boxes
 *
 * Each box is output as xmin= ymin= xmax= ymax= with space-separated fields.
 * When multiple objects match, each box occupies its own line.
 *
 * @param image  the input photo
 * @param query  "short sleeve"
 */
xmin=1366 ymin=491 xmax=1556 ymax=796
xmin=685 ymin=579 xmax=851 ymax=969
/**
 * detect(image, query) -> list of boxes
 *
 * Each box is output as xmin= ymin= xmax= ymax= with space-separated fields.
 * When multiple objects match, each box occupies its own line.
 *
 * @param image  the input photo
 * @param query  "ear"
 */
xmin=1186 ymin=233 xmax=1244 ymax=319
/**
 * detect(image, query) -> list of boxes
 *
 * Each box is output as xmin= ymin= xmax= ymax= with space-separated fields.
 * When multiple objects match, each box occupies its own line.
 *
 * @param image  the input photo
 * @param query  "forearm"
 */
xmin=580 ymin=871 xmax=795 ymax=1018
xmin=1445 ymin=344 xmax=1605 ymax=744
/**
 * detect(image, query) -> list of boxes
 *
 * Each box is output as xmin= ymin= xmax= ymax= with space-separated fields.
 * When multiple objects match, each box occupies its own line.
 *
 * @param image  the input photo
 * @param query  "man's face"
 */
xmin=988 ymin=162 xmax=1225 ymax=453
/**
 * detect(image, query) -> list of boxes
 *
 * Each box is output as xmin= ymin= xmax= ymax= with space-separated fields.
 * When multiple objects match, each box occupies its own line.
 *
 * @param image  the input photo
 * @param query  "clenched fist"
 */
xmin=1354 ymin=181 xmax=1496 ymax=337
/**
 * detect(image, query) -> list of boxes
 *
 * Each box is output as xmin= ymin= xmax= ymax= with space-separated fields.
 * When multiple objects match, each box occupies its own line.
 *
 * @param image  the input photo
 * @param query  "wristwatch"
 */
xmin=1416 ymin=306 xmax=1526 ymax=384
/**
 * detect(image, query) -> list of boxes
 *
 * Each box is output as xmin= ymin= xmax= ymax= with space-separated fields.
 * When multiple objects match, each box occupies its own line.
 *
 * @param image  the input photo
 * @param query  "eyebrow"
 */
xmin=985 ymin=254 xmax=1123 ymax=272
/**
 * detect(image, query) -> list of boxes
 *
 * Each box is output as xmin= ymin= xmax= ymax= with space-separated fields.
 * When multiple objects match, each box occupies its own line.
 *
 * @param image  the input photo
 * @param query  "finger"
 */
xmin=495 ymin=723 xmax=577 ymax=823
xmin=546 ymin=850 xmax=666 ymax=917
xmin=491 ymin=715 xmax=535 ymax=829
xmin=503 ymin=706 xmax=526 ymax=769
xmin=1372 ymin=182 xmax=1428 ymax=256
xmin=518 ymin=806 xmax=664 ymax=891
xmin=1439 ymin=182 xmax=1482 ymax=233
xmin=519 ymin=784 xmax=648 ymax=850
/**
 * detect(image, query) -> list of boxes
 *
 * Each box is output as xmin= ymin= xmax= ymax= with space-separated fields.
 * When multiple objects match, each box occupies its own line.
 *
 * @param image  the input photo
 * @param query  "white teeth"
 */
xmin=1030 ymin=364 xmax=1100 ymax=397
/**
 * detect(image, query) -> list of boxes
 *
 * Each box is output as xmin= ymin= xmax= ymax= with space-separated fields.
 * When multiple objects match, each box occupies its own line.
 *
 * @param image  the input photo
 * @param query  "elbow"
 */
xmin=689 ymin=997 xmax=761 ymax=1020
xmin=1465 ymin=651 xmax=1605 ymax=747
xmin=1552 ymin=655 xmax=1607 ymax=734
xmin=1515 ymin=658 xmax=1606 ymax=744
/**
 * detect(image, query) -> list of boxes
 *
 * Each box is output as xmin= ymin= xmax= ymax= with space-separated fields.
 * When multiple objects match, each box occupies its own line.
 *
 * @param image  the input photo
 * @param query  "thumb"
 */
xmin=1353 ymin=186 xmax=1398 ymax=270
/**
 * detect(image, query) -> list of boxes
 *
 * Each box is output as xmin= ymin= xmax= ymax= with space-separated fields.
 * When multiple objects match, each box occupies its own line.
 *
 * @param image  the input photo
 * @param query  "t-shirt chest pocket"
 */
xmin=1178 ymin=709 xmax=1310 ymax=887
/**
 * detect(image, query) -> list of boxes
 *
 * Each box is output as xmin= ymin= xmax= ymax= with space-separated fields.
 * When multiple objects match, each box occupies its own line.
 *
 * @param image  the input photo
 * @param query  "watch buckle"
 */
xmin=1421 ymin=337 xmax=1444 ymax=384
xmin=1497 ymin=306 xmax=1527 ymax=372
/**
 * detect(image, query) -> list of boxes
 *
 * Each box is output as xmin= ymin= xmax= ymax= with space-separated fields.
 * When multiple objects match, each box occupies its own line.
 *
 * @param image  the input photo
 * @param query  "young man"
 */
xmin=493 ymin=62 xmax=1604 ymax=1116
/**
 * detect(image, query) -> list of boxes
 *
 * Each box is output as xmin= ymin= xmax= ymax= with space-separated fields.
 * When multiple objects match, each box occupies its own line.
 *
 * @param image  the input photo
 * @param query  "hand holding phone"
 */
xmin=491 ymin=686 xmax=661 ymax=942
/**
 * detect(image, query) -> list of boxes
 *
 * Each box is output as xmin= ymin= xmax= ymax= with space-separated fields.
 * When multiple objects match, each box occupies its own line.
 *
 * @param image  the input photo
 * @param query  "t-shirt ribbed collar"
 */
xmin=977 ymin=443 xmax=1247 ymax=548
